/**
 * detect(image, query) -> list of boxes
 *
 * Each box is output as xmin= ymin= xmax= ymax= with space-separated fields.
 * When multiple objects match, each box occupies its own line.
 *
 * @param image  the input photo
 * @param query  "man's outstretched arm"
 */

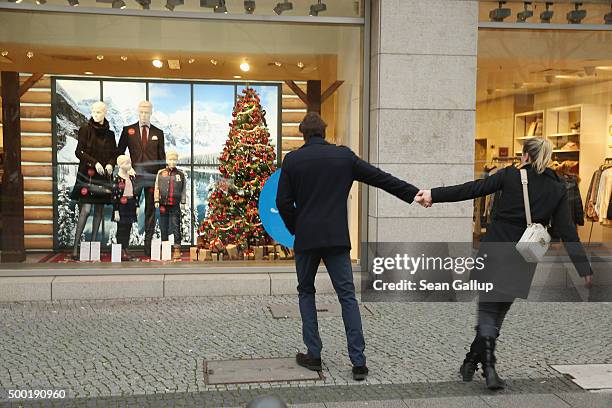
xmin=352 ymin=152 xmax=419 ymax=203
xmin=276 ymin=165 xmax=296 ymax=235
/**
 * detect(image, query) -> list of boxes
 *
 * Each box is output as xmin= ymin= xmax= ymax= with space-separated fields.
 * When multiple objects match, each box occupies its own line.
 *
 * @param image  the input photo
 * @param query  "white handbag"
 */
xmin=515 ymin=168 xmax=551 ymax=263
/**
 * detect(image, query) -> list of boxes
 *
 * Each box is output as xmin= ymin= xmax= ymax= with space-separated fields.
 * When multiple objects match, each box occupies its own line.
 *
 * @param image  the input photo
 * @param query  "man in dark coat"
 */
xmin=117 ymin=101 xmax=166 ymax=257
xmin=276 ymin=112 xmax=419 ymax=381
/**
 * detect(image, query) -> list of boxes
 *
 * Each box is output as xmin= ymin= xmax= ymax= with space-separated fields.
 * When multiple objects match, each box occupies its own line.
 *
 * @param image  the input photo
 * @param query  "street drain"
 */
xmin=551 ymin=364 xmax=612 ymax=390
xmin=204 ymin=357 xmax=323 ymax=385
xmin=268 ymin=304 xmax=372 ymax=319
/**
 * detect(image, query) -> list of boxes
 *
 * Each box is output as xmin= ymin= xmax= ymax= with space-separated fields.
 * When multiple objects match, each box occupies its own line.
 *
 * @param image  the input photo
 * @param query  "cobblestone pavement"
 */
xmin=0 ymin=295 xmax=611 ymax=407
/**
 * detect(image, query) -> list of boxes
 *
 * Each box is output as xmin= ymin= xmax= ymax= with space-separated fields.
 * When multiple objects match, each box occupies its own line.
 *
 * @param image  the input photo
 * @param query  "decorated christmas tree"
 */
xmin=198 ymin=87 xmax=276 ymax=253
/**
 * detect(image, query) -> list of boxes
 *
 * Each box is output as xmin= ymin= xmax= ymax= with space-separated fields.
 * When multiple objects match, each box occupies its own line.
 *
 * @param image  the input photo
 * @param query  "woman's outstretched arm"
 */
xmin=430 ymin=168 xmax=506 ymax=203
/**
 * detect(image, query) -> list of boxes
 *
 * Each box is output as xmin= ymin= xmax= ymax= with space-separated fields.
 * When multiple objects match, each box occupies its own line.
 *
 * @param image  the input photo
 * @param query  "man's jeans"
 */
xmin=294 ymin=247 xmax=366 ymax=367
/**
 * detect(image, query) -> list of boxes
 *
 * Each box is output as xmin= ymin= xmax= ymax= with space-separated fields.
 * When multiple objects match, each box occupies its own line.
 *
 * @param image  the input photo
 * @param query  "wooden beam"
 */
xmin=306 ymin=80 xmax=322 ymax=114
xmin=321 ymin=81 xmax=344 ymax=104
xmin=284 ymin=81 xmax=308 ymax=104
xmin=18 ymin=73 xmax=44 ymax=98
xmin=1 ymin=71 xmax=26 ymax=262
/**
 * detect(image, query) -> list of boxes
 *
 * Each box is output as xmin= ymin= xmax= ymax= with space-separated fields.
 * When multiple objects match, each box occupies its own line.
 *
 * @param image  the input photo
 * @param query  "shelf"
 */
xmin=552 ymin=149 xmax=580 ymax=153
xmin=548 ymin=132 xmax=580 ymax=138
xmin=516 ymin=136 xmax=540 ymax=140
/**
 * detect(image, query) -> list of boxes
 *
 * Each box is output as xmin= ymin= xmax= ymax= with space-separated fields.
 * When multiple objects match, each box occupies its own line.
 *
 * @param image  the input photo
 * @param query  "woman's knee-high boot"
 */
xmin=459 ymin=329 xmax=483 ymax=382
xmin=481 ymin=336 xmax=505 ymax=390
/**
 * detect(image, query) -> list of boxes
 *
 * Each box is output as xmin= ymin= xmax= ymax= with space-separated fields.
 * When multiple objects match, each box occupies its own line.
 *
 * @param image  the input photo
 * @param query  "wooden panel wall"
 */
xmin=0 ymin=74 xmax=53 ymax=251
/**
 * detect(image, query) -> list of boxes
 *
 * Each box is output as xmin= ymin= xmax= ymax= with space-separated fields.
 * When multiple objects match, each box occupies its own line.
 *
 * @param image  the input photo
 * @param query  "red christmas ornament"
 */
xmin=80 ymin=187 xmax=89 ymax=196
xmin=159 ymin=205 xmax=166 ymax=214
xmin=120 ymin=196 xmax=128 ymax=205
xmin=87 ymin=168 xmax=96 ymax=177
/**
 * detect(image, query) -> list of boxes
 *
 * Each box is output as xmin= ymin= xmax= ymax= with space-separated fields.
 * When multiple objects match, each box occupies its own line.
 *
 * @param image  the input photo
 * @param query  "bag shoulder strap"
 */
xmin=520 ymin=168 xmax=532 ymax=226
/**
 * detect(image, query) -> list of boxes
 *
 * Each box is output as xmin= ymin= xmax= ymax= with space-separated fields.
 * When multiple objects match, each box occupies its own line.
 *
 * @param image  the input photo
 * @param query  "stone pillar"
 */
xmin=369 ymin=0 xmax=478 ymax=243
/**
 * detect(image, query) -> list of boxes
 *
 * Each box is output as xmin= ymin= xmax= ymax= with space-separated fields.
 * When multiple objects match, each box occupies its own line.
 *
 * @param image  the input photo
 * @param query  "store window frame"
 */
xmin=50 ymin=76 xmax=283 ymax=251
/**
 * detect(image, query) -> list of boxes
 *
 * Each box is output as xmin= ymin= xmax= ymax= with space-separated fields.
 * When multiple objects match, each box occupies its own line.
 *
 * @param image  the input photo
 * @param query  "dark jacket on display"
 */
xmin=276 ymin=136 xmax=419 ymax=252
xmin=111 ymin=174 xmax=140 ymax=223
xmin=431 ymin=164 xmax=592 ymax=298
xmin=70 ymin=118 xmax=117 ymax=203
xmin=154 ymin=167 xmax=187 ymax=206
xmin=117 ymin=122 xmax=166 ymax=185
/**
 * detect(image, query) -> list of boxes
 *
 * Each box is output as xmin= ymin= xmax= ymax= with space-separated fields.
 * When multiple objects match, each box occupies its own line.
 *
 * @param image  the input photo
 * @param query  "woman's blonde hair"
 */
xmin=523 ymin=138 xmax=552 ymax=174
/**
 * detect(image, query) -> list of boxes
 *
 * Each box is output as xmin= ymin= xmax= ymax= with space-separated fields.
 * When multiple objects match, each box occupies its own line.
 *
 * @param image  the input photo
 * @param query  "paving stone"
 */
xmin=480 ymin=393 xmax=571 ymax=408
xmin=326 ymin=400 xmax=407 ymax=407
xmin=403 ymin=396 xmax=489 ymax=408
xmin=268 ymin=304 xmax=372 ymax=319
xmin=557 ymin=391 xmax=612 ymax=407
xmin=551 ymin=364 xmax=612 ymax=390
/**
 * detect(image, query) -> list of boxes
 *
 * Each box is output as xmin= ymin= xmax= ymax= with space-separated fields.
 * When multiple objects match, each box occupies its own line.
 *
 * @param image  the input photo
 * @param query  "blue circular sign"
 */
xmin=259 ymin=169 xmax=295 ymax=248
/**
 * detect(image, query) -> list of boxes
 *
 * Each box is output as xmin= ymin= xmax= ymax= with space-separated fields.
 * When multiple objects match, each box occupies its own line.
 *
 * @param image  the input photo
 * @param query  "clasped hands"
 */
xmin=95 ymin=163 xmax=136 ymax=177
xmin=414 ymin=190 xmax=433 ymax=208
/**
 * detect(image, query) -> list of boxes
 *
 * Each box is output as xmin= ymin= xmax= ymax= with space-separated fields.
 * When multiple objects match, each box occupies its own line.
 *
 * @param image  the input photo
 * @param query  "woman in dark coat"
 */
xmin=416 ymin=138 xmax=593 ymax=390
xmin=69 ymin=103 xmax=117 ymax=259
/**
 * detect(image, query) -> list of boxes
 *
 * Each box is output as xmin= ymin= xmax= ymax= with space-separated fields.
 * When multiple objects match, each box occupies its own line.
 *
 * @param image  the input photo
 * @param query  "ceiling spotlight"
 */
xmin=188 ymin=58 xmax=195 ymax=64
xmin=274 ymin=61 xmax=282 ymax=67
xmin=26 ymin=51 xmax=34 ymax=59
xmin=567 ymin=2 xmax=586 ymax=24
xmin=210 ymin=59 xmax=218 ymax=65
xmin=240 ymin=62 xmax=250 ymax=72
xmin=9 ymin=0 xmax=23 ymax=3
xmin=233 ymin=75 xmax=242 ymax=79
xmin=84 ymin=71 xmax=94 ymax=75
xmin=112 ymin=0 xmax=126 ymax=8
xmin=214 ymin=0 xmax=227 ymax=13
xmin=517 ymin=2 xmax=533 ymax=22
xmin=1 ymin=51 xmax=8 ymax=57
xmin=605 ymin=4 xmax=612 ymax=24
xmin=137 ymin=0 xmax=150 ymax=9
xmin=540 ymin=2 xmax=553 ymax=23
xmin=273 ymin=0 xmax=292 ymax=15
xmin=309 ymin=0 xmax=326 ymax=16
xmin=68 ymin=0 xmax=78 ymax=6
xmin=489 ymin=1 xmax=511 ymax=22
xmin=244 ymin=0 xmax=255 ymax=14
xmin=96 ymin=55 xmax=104 ymax=61
xmin=120 ymin=55 xmax=128 ymax=61
xmin=152 ymin=59 xmax=163 ymax=68
xmin=36 ymin=0 xmax=47 ymax=4
xmin=297 ymin=61 xmax=305 ymax=69
xmin=165 ymin=0 xmax=183 ymax=11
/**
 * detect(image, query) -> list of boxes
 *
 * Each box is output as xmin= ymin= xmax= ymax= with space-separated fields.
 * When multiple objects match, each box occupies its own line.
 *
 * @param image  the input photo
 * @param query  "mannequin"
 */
xmin=112 ymin=155 xmax=140 ymax=261
xmin=154 ymin=150 xmax=186 ymax=250
xmin=70 ymin=101 xmax=117 ymax=260
xmin=118 ymin=101 xmax=166 ymax=258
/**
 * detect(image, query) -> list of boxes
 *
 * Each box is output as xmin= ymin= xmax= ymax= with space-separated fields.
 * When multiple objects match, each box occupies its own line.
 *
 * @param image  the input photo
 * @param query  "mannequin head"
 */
xmin=138 ymin=100 xmax=153 ymax=126
xmin=91 ymin=101 xmax=107 ymax=124
xmin=166 ymin=151 xmax=179 ymax=169
xmin=117 ymin=155 xmax=132 ymax=173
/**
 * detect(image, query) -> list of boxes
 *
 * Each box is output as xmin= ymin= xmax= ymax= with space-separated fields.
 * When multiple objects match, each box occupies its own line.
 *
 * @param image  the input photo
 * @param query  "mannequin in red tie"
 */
xmin=117 ymin=101 xmax=166 ymax=258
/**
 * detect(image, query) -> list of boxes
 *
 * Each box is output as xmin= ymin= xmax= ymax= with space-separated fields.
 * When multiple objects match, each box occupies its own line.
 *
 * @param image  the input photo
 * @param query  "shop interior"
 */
xmin=0 ymin=10 xmax=363 ymax=266
xmin=476 ymin=28 xmax=612 ymax=246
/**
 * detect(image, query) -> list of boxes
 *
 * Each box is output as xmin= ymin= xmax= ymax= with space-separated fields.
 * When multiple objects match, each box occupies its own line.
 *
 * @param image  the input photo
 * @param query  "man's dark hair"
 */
xmin=299 ymin=111 xmax=327 ymax=140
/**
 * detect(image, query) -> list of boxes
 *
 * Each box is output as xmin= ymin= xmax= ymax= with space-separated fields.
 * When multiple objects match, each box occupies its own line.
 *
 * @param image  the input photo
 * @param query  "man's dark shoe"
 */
xmin=352 ymin=365 xmax=368 ymax=381
xmin=296 ymin=352 xmax=322 ymax=371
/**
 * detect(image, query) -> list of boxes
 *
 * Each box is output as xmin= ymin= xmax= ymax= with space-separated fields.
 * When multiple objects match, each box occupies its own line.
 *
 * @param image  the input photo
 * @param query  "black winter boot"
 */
xmin=459 ymin=334 xmax=483 ymax=382
xmin=481 ymin=336 xmax=505 ymax=390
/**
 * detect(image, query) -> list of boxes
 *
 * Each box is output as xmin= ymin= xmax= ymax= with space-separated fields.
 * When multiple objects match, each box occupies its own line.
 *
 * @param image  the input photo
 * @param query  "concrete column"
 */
xmin=369 ymin=0 xmax=478 ymax=243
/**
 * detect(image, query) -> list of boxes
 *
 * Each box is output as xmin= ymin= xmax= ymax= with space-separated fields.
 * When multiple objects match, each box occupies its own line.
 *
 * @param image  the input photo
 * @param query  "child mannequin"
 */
xmin=154 ymin=150 xmax=186 ymax=252
xmin=112 ymin=155 xmax=140 ymax=261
